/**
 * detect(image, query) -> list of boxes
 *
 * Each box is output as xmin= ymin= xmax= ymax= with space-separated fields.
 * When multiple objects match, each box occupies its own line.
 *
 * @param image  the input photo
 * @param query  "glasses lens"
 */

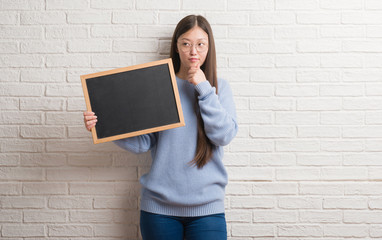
xmin=178 ymin=42 xmax=207 ymax=52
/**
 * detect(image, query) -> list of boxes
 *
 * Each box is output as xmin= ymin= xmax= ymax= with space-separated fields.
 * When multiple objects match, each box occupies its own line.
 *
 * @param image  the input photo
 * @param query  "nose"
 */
xmin=190 ymin=45 xmax=197 ymax=55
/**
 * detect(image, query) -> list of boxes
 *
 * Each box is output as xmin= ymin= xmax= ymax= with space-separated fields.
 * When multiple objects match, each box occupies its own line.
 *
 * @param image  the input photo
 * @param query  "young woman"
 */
xmin=84 ymin=15 xmax=238 ymax=240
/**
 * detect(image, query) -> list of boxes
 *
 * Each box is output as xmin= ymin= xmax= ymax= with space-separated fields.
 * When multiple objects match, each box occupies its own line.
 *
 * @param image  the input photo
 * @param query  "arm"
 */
xmin=83 ymin=111 xmax=156 ymax=154
xmin=195 ymin=79 xmax=238 ymax=146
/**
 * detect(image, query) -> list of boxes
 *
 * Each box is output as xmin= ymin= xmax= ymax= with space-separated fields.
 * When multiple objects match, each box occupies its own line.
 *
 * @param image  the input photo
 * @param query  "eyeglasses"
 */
xmin=177 ymin=41 xmax=208 ymax=53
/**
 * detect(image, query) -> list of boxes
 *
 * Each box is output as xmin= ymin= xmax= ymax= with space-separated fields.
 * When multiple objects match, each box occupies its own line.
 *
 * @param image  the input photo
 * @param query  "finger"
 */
xmin=83 ymin=111 xmax=95 ymax=116
xmin=87 ymin=123 xmax=96 ymax=131
xmin=85 ymin=115 xmax=97 ymax=121
xmin=86 ymin=119 xmax=97 ymax=126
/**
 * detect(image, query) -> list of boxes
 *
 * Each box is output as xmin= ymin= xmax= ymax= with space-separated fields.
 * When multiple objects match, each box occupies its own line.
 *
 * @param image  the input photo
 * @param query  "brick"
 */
xmin=297 ymin=154 xmax=342 ymax=166
xmin=46 ymin=55 xmax=90 ymax=67
xmin=231 ymin=83 xmax=273 ymax=96
xmin=324 ymin=225 xmax=368 ymax=237
xmin=46 ymin=26 xmax=89 ymax=39
xmin=366 ymin=111 xmax=382 ymax=124
xmin=94 ymin=224 xmax=138 ymax=238
xmin=276 ymin=55 xmax=320 ymax=67
xmin=21 ymin=40 xmax=65 ymax=54
xmin=367 ymin=25 xmax=382 ymax=37
xmin=367 ymin=0 xmax=382 ymax=9
xmin=231 ymin=55 xmax=274 ymax=68
xmin=0 ymin=183 xmax=21 ymax=196
xmin=0 ymin=55 xmax=43 ymax=67
xmin=0 ymin=70 xmax=19 ymax=82
xmin=20 ymin=153 xmax=66 ymax=167
xmin=370 ymin=168 xmax=382 ymax=180
xmin=0 ymin=196 xmax=45 ymax=209
xmin=0 ymin=153 xmax=19 ymax=166
xmin=297 ymin=40 xmax=341 ymax=53
xmin=277 ymin=0 xmax=318 ymax=9
xmin=113 ymin=40 xmax=158 ymax=53
xmin=345 ymin=183 xmax=382 ymax=195
xmin=0 ymin=126 xmax=18 ymax=137
xmin=49 ymin=196 xmax=93 ymax=209
xmin=48 ymin=225 xmax=93 ymax=237
xmin=371 ymin=225 xmax=382 ymax=237
xmin=297 ymin=98 xmax=341 ymax=111
xmin=68 ymin=39 xmax=111 ymax=53
xmin=324 ymin=197 xmax=368 ymax=209
xmin=225 ymin=210 xmax=252 ymax=222
xmin=207 ymin=13 xmax=248 ymax=25
xmin=70 ymin=210 xmax=113 ymax=223
xmin=251 ymin=153 xmax=296 ymax=166
xmin=366 ymin=83 xmax=382 ymax=96
xmin=230 ymin=139 xmax=273 ymax=152
xmin=0 ymin=167 xmax=43 ymax=181
xmin=321 ymin=26 xmax=365 ymax=38
xmin=321 ymin=140 xmax=364 ymax=152
xmin=0 ymin=42 xmax=18 ymax=53
xmin=0 ymin=210 xmax=22 ymax=222
xmin=232 ymin=224 xmax=274 ymax=237
xmin=251 ymin=70 xmax=293 ymax=83
xmin=322 ymin=167 xmax=368 ymax=180
xmin=365 ymin=55 xmax=382 ymax=67
xmin=343 ymin=98 xmax=382 ymax=110
xmin=250 ymin=98 xmax=294 ymax=111
xmin=21 ymin=12 xmax=66 ymax=25
xmin=342 ymin=12 xmax=382 ymax=24
xmin=46 ymin=84 xmax=83 ymax=97
xmin=276 ymin=112 xmax=319 ymax=125
xmin=138 ymin=25 xmax=174 ymax=38
xmin=0 ymin=111 xmax=41 ymax=125
xmin=182 ymin=0 xmax=223 ymax=10
xmin=91 ymin=0 xmax=133 ymax=9
xmin=278 ymin=225 xmax=322 ymax=237
xmin=23 ymin=183 xmax=68 ymax=195
xmin=279 ymin=197 xmax=322 ymax=209
xmin=21 ymin=69 xmax=65 ymax=83
xmin=277 ymin=168 xmax=320 ymax=181
xmin=0 ymin=26 xmax=43 ymax=39
xmin=228 ymin=167 xmax=273 ymax=181
xmin=250 ymin=12 xmax=295 ymax=25
xmin=321 ymin=0 xmax=363 ymax=9
xmin=253 ymin=183 xmax=298 ymax=195
xmin=253 ymin=210 xmax=297 ymax=223
xmin=297 ymin=126 xmax=340 ymax=137
xmin=251 ymin=41 xmax=295 ymax=54
xmin=0 ymin=97 xmax=20 ymax=110
xmin=250 ymin=126 xmax=296 ymax=138
xmin=226 ymin=183 xmax=252 ymax=195
xmin=321 ymin=112 xmax=364 ymax=125
xmin=369 ymin=198 xmax=382 ymax=209
xmin=231 ymin=196 xmax=275 ymax=209
xmin=297 ymin=70 xmax=340 ymax=82
xmin=47 ymin=168 xmax=91 ymax=181
xmin=94 ymin=197 xmax=137 ymax=209
xmin=20 ymin=98 xmax=65 ymax=111
xmin=300 ymin=183 xmax=343 ymax=195
xmin=229 ymin=26 xmax=273 ymax=39
xmin=227 ymin=0 xmax=273 ymax=10
xmin=343 ymin=126 xmax=382 ymax=138
xmin=24 ymin=210 xmax=66 ymax=223
xmin=0 ymin=0 xmax=44 ymax=10
xmin=113 ymin=11 xmax=156 ymax=24
xmin=47 ymin=0 xmax=88 ymax=9
xmin=91 ymin=54 xmax=134 ymax=68
xmin=69 ymin=183 xmax=115 ymax=195
xmin=297 ymin=13 xmax=340 ymax=24
xmin=68 ymin=153 xmax=112 ymax=167
xmin=276 ymin=84 xmax=318 ymax=96
xmin=2 ymin=224 xmax=45 ymax=237
xmin=91 ymin=167 xmax=137 ymax=181
xmin=2 ymin=140 xmax=44 ymax=153
xmin=216 ymin=40 xmax=249 ymax=54
xmin=275 ymin=27 xmax=317 ymax=39
xmin=68 ymin=12 xmax=111 ymax=24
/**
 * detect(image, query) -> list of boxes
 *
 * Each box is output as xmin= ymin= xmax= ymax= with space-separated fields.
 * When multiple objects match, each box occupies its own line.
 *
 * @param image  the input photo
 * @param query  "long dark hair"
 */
xmin=170 ymin=15 xmax=217 ymax=169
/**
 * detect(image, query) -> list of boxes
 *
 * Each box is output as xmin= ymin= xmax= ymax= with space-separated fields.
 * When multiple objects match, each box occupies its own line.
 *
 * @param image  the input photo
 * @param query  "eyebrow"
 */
xmin=180 ymin=37 xmax=207 ymax=41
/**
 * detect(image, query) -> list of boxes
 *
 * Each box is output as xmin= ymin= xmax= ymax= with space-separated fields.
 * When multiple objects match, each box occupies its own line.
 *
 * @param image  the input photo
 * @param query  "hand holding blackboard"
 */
xmin=81 ymin=58 xmax=185 ymax=144
xmin=83 ymin=111 xmax=97 ymax=131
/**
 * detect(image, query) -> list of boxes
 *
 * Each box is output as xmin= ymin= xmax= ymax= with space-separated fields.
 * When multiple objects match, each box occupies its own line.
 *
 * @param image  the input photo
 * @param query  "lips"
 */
xmin=189 ymin=58 xmax=199 ymax=62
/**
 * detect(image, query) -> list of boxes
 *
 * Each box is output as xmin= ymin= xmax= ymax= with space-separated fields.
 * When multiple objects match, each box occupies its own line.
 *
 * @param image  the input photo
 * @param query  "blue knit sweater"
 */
xmin=114 ymin=76 xmax=238 ymax=217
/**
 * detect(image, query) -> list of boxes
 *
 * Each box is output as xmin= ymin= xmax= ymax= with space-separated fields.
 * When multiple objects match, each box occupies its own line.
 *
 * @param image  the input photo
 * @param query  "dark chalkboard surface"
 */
xmin=81 ymin=58 xmax=185 ymax=144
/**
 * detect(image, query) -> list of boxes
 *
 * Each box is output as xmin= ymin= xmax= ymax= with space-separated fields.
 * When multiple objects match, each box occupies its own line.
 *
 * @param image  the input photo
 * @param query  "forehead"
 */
xmin=178 ymin=26 xmax=208 ymax=41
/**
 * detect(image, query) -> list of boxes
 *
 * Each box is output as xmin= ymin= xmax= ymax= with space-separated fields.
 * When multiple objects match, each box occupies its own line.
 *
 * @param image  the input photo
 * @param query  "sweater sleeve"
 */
xmin=195 ymin=79 xmax=238 ymax=146
xmin=113 ymin=133 xmax=157 ymax=154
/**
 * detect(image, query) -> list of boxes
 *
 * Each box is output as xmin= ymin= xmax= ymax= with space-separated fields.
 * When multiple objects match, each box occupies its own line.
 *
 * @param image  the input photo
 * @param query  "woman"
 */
xmin=84 ymin=15 xmax=238 ymax=240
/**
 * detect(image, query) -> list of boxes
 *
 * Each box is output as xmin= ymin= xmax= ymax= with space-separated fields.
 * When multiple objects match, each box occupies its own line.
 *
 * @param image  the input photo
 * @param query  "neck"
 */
xmin=176 ymin=64 xmax=188 ymax=80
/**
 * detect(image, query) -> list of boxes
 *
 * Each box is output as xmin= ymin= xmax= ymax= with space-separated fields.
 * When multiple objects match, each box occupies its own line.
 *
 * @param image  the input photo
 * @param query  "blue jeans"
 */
xmin=140 ymin=210 xmax=227 ymax=240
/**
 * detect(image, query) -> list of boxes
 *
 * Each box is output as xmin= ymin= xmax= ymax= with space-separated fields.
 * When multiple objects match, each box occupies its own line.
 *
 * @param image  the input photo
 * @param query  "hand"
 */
xmin=83 ymin=111 xmax=97 ymax=132
xmin=187 ymin=63 xmax=206 ymax=85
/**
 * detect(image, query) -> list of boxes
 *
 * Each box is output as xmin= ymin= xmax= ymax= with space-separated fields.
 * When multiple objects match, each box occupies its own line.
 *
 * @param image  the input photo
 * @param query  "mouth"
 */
xmin=189 ymin=58 xmax=199 ymax=62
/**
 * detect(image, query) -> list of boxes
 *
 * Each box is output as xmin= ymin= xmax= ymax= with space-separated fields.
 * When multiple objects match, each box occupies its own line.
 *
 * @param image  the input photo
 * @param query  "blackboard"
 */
xmin=81 ymin=58 xmax=185 ymax=144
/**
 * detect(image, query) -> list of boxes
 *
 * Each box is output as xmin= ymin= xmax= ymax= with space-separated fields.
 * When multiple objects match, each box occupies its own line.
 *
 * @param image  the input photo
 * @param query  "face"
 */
xmin=177 ymin=26 xmax=209 ymax=70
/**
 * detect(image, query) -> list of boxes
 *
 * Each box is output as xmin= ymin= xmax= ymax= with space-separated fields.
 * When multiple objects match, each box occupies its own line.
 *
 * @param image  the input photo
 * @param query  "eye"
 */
xmin=182 ymin=42 xmax=191 ymax=46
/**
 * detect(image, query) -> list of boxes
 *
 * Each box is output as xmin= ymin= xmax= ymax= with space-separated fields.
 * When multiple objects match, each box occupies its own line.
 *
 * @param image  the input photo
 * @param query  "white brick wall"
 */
xmin=1 ymin=0 xmax=382 ymax=239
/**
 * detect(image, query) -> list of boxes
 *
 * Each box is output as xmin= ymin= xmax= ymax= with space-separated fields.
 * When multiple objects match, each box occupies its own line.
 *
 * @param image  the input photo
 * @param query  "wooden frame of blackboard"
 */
xmin=81 ymin=58 xmax=185 ymax=144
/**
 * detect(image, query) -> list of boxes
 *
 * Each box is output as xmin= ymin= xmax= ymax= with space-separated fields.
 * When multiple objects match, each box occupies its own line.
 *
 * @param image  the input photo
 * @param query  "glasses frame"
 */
xmin=177 ymin=41 xmax=209 ymax=53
